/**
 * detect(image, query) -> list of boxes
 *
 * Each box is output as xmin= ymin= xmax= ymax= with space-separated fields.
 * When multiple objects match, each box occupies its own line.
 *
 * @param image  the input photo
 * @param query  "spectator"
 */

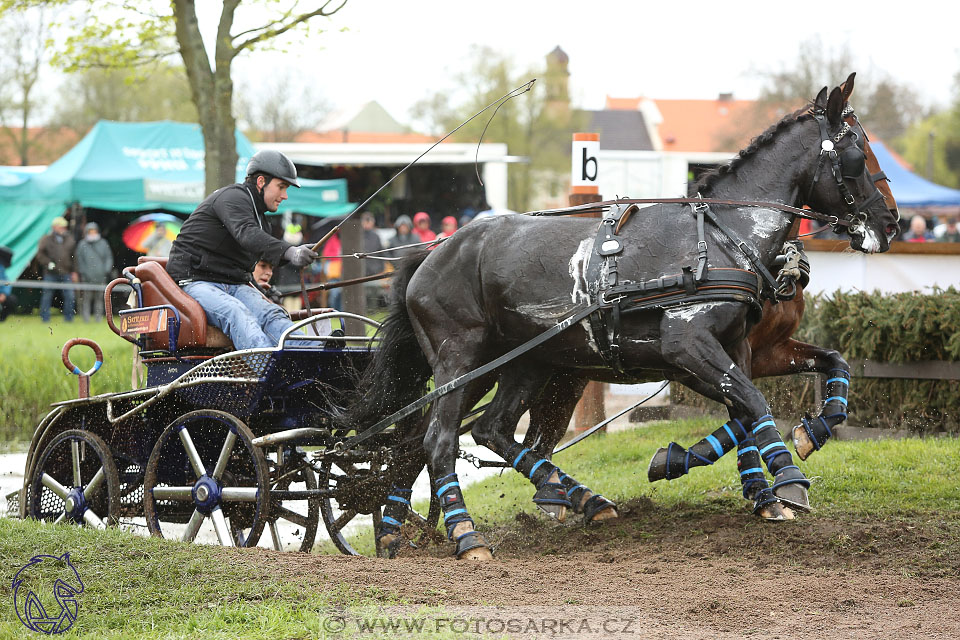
xmin=319 ymin=232 xmax=343 ymax=311
xmin=142 ymin=224 xmax=173 ymax=257
xmin=388 ymin=215 xmax=418 ymax=258
xmin=936 ymin=216 xmax=960 ymax=242
xmin=438 ymin=216 xmax=458 ymax=239
xmin=360 ymin=212 xmax=385 ymax=276
xmin=412 ymin=211 xmax=436 ymax=242
xmin=75 ymin=222 xmax=114 ymax=322
xmin=901 ymin=214 xmax=934 ymax=242
xmin=0 ymin=245 xmax=16 ymax=322
xmin=37 ymin=216 xmax=77 ymax=323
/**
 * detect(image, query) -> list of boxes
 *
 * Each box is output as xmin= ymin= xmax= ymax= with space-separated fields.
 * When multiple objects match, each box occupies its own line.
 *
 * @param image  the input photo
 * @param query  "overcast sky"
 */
xmin=214 ymin=0 xmax=956 ymax=124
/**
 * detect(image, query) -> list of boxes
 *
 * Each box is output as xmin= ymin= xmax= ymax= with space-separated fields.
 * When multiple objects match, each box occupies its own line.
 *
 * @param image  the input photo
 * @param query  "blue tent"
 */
xmin=872 ymin=140 xmax=960 ymax=207
xmin=0 ymin=121 xmax=353 ymax=278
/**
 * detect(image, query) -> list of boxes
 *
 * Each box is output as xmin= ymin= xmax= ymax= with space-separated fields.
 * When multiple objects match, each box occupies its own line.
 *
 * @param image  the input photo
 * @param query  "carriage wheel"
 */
xmin=143 ymin=410 xmax=270 ymax=547
xmin=265 ymin=456 xmax=320 ymax=552
xmin=29 ymin=429 xmax=120 ymax=529
xmin=317 ymin=459 xmax=440 ymax=556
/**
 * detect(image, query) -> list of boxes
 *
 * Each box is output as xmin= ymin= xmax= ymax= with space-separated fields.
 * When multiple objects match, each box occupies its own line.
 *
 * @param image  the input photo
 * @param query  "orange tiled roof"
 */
xmin=0 ymin=126 xmax=82 ymax=165
xmin=605 ymin=95 xmax=780 ymax=153
xmin=294 ymin=130 xmax=438 ymax=144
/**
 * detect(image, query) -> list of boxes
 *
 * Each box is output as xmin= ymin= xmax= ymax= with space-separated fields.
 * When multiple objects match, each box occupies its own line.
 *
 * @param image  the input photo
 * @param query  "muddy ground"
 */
xmin=219 ymin=498 xmax=960 ymax=639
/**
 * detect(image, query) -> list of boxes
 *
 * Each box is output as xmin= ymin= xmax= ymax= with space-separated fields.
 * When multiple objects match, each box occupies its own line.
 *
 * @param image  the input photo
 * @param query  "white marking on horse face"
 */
xmin=850 ymin=222 xmax=881 ymax=254
xmin=664 ymin=302 xmax=724 ymax=323
xmin=568 ymin=238 xmax=593 ymax=304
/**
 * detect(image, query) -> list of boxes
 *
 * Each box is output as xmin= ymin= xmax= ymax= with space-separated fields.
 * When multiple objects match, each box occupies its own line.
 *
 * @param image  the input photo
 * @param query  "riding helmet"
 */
xmin=245 ymin=150 xmax=300 ymax=188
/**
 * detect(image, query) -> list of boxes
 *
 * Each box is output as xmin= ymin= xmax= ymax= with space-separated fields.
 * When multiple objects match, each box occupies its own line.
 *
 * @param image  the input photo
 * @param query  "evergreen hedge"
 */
xmin=671 ymin=288 xmax=960 ymax=434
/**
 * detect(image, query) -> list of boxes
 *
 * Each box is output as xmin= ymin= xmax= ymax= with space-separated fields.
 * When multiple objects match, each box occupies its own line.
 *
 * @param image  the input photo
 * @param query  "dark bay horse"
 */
xmin=346 ymin=75 xmax=898 ymax=560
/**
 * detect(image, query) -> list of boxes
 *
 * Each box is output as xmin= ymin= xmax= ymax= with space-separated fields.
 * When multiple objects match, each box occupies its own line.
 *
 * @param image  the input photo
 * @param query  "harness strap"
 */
xmin=339 ymin=302 xmax=602 ymax=449
xmin=693 ymin=202 xmax=708 ymax=281
xmin=699 ymin=205 xmax=781 ymax=299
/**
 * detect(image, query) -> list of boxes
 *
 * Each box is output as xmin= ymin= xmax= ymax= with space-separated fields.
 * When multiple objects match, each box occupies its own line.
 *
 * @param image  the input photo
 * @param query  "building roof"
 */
xmin=0 ymin=126 xmax=83 ymax=165
xmin=581 ymin=109 xmax=655 ymax=151
xmin=605 ymin=95 xmax=766 ymax=153
xmin=294 ymin=130 xmax=438 ymax=144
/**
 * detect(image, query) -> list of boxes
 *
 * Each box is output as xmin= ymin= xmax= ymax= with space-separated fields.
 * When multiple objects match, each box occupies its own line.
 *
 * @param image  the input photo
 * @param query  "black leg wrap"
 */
xmin=453 ymin=531 xmax=490 ymax=559
xmin=737 ymin=437 xmax=769 ymax=501
xmin=434 ymin=473 xmax=473 ymax=540
xmin=752 ymin=415 xmax=810 ymax=512
xmin=581 ymin=494 xmax=616 ymax=523
xmin=751 ymin=486 xmax=781 ymax=515
xmin=378 ymin=485 xmax=412 ymax=540
xmin=506 ymin=443 xmax=572 ymax=510
xmin=557 ymin=472 xmax=588 ymax=512
xmin=801 ymin=368 xmax=851 ymax=454
xmin=648 ymin=419 xmax=749 ymax=481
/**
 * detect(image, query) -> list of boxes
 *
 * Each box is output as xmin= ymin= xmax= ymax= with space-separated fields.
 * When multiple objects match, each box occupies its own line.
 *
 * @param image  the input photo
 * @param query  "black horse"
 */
xmin=345 ymin=76 xmax=898 ymax=560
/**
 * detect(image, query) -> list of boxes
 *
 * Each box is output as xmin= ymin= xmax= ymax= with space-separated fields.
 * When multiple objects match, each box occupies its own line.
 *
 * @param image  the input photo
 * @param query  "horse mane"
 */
xmin=690 ymin=101 xmax=815 ymax=196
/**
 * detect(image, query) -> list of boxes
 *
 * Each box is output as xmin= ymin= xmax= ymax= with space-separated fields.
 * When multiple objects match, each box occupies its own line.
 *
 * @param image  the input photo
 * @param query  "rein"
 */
xmin=526 ymin=196 xmax=853 ymax=229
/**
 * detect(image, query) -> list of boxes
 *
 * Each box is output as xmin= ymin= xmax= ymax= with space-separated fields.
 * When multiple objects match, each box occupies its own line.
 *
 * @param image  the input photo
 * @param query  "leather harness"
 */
xmin=581 ymin=202 xmax=808 ymax=375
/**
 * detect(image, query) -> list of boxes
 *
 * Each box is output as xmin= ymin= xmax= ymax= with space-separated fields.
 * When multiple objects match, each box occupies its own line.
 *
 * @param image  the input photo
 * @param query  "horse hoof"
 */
xmin=460 ymin=547 xmax=494 ymax=561
xmin=775 ymin=483 xmax=811 ymax=513
xmin=537 ymin=503 xmax=568 ymax=523
xmin=757 ymin=502 xmax=794 ymax=521
xmin=792 ymin=425 xmax=815 ymax=461
xmin=376 ymin=534 xmax=396 ymax=558
xmin=647 ymin=447 xmax=669 ymax=482
xmin=589 ymin=506 xmax=619 ymax=523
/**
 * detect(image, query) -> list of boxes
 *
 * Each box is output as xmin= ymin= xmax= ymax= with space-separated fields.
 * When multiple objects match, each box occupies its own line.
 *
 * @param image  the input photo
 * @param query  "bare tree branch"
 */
xmin=232 ymin=0 xmax=346 ymax=57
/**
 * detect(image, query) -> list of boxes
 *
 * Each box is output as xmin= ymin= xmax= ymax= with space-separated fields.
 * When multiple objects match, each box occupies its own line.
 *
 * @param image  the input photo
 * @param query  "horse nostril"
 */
xmin=885 ymin=223 xmax=899 ymax=237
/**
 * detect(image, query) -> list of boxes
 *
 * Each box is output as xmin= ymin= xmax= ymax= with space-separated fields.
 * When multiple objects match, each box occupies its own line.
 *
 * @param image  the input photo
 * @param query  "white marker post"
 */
xmin=569 ymin=133 xmax=606 ymax=432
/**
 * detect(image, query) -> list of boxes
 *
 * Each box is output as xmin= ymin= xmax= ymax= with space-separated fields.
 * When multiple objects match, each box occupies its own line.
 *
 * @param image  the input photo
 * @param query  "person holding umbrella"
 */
xmin=165 ymin=150 xmax=322 ymax=350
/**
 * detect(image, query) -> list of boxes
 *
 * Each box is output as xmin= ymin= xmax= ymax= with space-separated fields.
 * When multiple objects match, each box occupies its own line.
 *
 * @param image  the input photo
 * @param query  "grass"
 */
xmin=0 ymin=317 xmax=135 ymax=445
xmin=0 ymin=417 xmax=957 ymax=637
xmin=454 ymin=418 xmax=960 ymax=528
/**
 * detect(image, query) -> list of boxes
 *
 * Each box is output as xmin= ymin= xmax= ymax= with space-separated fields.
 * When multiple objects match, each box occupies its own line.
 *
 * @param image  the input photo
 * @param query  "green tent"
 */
xmin=0 ymin=120 xmax=353 ymax=278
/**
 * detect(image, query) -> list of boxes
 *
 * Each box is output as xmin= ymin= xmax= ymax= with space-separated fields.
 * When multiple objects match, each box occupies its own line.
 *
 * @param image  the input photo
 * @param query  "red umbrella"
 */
xmin=123 ymin=213 xmax=182 ymax=253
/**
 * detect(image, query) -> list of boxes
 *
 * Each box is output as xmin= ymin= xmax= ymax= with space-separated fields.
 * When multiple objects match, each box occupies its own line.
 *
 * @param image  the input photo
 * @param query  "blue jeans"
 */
xmin=40 ymin=274 xmax=75 ymax=323
xmin=183 ymin=281 xmax=294 ymax=350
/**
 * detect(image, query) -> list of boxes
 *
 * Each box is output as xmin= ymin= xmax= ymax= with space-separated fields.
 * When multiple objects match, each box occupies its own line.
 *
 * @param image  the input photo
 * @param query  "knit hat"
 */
xmin=51 ymin=216 xmax=68 ymax=228
xmin=394 ymin=214 xmax=413 ymax=229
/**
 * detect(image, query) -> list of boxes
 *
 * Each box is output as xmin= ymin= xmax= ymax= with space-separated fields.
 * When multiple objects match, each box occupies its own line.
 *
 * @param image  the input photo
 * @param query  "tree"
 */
xmin=53 ymin=63 xmax=198 ymax=131
xmin=410 ymin=46 xmax=586 ymax=212
xmin=0 ymin=6 xmax=49 ymax=165
xmin=750 ymin=36 xmax=927 ymax=143
xmin=2 ymin=0 xmax=347 ymax=193
xmin=234 ymin=71 xmax=330 ymax=142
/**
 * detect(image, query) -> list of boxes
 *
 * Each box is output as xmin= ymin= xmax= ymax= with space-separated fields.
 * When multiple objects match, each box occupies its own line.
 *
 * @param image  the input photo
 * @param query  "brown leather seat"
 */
xmin=131 ymin=260 xmax=234 ymax=351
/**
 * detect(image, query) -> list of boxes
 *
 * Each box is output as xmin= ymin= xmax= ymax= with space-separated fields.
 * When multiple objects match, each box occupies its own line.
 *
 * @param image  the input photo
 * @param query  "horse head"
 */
xmin=804 ymin=73 xmax=899 ymax=253
xmin=12 ymin=552 xmax=84 ymax=634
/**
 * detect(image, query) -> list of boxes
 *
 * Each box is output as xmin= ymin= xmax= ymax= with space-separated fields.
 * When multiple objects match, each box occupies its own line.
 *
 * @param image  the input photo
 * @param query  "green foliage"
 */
xmin=410 ymin=45 xmax=588 ymax=212
xmin=674 ymin=289 xmax=960 ymax=433
xmin=897 ymin=108 xmax=960 ymax=189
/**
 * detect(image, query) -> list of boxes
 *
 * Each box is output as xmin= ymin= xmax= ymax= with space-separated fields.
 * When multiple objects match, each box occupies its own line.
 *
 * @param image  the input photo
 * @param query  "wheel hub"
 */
xmin=191 ymin=475 xmax=221 ymax=514
xmin=64 ymin=487 xmax=86 ymax=522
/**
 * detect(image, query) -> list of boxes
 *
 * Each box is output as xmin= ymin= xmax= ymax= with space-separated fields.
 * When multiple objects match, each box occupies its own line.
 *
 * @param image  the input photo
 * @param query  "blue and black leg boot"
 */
xmin=792 ymin=368 xmax=850 ymax=460
xmin=753 ymin=414 xmax=811 ymax=512
xmin=648 ymin=419 xmax=750 ymax=481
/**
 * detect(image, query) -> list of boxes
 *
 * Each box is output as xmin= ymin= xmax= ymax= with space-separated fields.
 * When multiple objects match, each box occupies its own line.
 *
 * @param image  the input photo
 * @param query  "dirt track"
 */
xmin=226 ymin=498 xmax=960 ymax=639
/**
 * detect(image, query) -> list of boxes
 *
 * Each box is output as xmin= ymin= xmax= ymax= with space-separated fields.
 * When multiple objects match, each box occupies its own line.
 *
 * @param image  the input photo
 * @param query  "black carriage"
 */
xmin=9 ymin=257 xmax=440 ymax=555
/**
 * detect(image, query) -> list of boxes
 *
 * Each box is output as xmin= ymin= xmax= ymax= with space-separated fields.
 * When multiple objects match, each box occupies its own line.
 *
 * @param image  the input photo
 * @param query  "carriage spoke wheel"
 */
xmin=143 ymin=410 xmax=270 ymax=547
xmin=318 ymin=459 xmax=440 ymax=556
xmin=266 ymin=456 xmax=319 ymax=552
xmin=29 ymin=429 xmax=120 ymax=529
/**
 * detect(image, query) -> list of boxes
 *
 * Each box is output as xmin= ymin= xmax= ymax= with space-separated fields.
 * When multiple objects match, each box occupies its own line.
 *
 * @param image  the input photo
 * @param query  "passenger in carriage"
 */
xmin=166 ymin=150 xmax=326 ymax=350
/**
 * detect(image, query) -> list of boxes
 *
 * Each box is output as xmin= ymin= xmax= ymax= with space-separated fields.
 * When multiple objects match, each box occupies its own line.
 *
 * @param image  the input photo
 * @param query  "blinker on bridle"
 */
xmin=807 ymin=104 xmax=887 ymax=230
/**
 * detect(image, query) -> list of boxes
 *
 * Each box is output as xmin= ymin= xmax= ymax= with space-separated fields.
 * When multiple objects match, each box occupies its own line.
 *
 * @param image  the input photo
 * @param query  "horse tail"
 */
xmin=340 ymin=251 xmax=433 ymax=432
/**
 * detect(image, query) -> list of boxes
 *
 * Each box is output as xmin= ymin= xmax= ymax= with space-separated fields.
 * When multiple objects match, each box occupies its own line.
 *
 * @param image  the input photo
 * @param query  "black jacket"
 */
xmin=166 ymin=183 xmax=291 ymax=284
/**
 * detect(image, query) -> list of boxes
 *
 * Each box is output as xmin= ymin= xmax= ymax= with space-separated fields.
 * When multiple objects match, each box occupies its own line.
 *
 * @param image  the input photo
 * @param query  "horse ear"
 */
xmin=840 ymin=72 xmax=856 ymax=102
xmin=826 ymin=86 xmax=844 ymax=124
xmin=814 ymin=86 xmax=829 ymax=111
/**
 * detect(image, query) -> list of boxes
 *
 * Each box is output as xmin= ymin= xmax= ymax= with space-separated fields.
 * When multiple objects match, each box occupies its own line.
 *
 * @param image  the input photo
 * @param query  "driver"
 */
xmin=166 ymin=150 xmax=322 ymax=350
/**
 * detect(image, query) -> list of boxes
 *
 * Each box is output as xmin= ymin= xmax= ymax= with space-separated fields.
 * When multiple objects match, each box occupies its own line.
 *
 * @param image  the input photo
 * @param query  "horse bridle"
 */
xmin=806 ymin=104 xmax=889 ymax=232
